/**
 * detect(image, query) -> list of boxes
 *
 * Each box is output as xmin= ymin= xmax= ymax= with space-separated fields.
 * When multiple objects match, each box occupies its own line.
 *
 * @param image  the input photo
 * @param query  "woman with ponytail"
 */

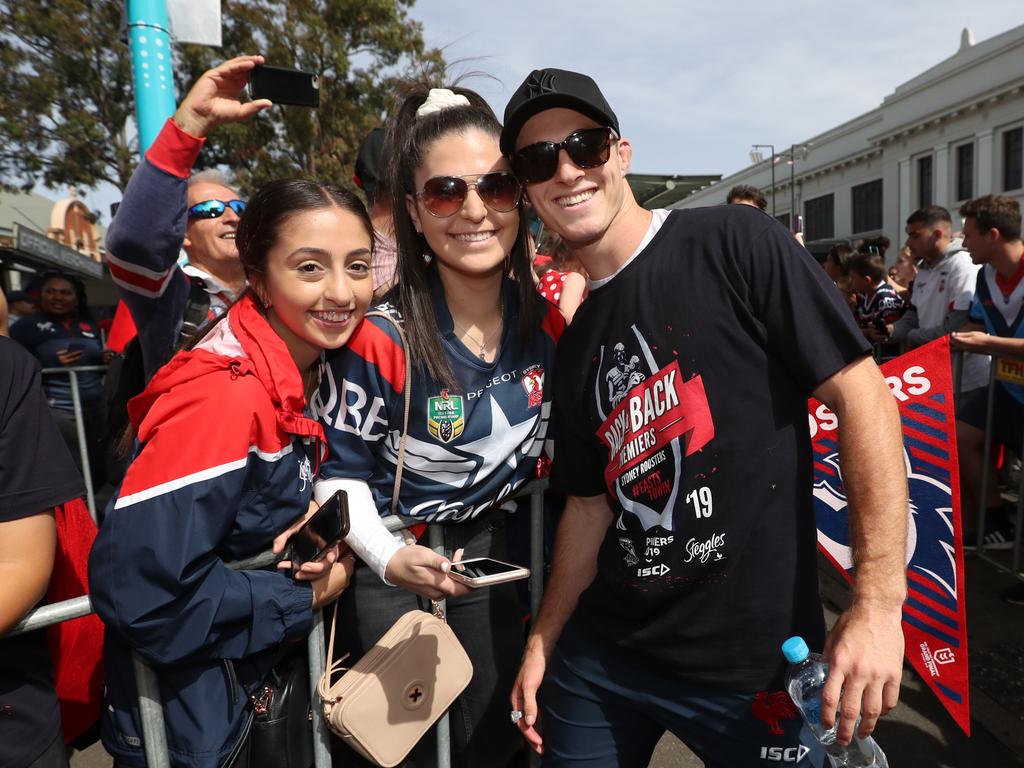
xmin=314 ymin=83 xmax=564 ymax=767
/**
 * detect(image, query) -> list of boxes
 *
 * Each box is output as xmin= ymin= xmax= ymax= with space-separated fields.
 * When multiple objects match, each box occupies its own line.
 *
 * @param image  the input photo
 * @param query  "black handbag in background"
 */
xmin=222 ymin=647 xmax=314 ymax=768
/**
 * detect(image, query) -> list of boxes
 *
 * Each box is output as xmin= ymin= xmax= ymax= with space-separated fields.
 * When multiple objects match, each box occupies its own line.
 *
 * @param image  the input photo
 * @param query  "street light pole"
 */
xmin=784 ymin=143 xmax=811 ymax=233
xmin=751 ymin=144 xmax=776 ymax=216
xmin=790 ymin=145 xmax=796 ymax=229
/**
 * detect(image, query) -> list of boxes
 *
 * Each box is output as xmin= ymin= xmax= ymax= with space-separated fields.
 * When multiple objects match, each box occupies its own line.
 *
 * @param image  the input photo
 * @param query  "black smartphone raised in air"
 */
xmin=249 ymin=64 xmax=320 ymax=108
xmin=288 ymin=490 xmax=350 ymax=568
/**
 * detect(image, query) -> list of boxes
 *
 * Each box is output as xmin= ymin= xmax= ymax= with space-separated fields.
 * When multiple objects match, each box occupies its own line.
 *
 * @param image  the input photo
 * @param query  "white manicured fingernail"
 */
xmin=440 ymin=561 xmax=450 ymax=573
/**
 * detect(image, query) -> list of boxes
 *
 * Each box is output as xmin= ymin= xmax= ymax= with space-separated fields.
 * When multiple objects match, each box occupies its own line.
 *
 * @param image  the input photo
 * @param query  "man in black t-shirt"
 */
xmin=0 ymin=338 xmax=85 ymax=768
xmin=501 ymin=70 xmax=908 ymax=767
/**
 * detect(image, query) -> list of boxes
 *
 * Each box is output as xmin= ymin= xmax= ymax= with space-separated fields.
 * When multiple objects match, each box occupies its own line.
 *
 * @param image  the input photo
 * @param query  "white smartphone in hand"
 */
xmin=446 ymin=557 xmax=529 ymax=588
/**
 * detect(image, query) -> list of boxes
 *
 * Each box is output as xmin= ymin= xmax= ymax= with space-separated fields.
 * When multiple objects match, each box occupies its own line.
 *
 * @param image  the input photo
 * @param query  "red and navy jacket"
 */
xmin=314 ymin=274 xmax=563 ymax=523
xmin=104 ymin=119 xmax=234 ymax=380
xmin=88 ymin=295 xmax=324 ymax=768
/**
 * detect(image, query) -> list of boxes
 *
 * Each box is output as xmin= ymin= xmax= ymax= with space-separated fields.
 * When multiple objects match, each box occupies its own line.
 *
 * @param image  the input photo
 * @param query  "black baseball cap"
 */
xmin=501 ymin=68 xmax=620 ymax=156
xmin=353 ymin=127 xmax=385 ymax=190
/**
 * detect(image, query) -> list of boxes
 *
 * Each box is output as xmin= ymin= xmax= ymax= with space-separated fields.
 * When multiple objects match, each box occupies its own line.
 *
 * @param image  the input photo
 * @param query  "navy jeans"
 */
xmin=539 ymin=620 xmax=826 ymax=768
xmin=331 ymin=513 xmax=525 ymax=768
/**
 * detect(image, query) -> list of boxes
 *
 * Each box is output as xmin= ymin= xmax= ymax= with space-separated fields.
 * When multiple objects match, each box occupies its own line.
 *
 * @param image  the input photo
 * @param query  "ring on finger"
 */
xmin=510 ymin=709 xmax=524 ymax=724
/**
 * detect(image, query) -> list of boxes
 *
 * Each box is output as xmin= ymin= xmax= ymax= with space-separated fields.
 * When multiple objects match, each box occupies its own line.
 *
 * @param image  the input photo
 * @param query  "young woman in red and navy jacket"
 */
xmin=88 ymin=179 xmax=374 ymax=768
xmin=312 ymin=84 xmax=564 ymax=768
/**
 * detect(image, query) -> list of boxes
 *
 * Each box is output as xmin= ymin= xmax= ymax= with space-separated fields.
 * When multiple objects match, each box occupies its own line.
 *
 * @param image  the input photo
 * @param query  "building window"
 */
xmin=804 ymin=194 xmax=834 ymax=241
xmin=1004 ymin=127 xmax=1023 ymax=191
xmin=917 ymin=155 xmax=933 ymax=209
xmin=776 ymin=213 xmax=791 ymax=230
xmin=851 ymin=179 xmax=883 ymax=233
xmin=956 ymin=143 xmax=974 ymax=201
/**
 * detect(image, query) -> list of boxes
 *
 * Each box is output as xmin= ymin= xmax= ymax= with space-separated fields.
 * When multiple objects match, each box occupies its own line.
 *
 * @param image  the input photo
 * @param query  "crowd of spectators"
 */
xmin=1 ymin=68 xmax=1021 ymax=768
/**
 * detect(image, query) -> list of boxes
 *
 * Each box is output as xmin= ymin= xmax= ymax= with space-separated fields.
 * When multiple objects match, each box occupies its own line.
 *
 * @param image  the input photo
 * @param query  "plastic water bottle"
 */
xmin=781 ymin=636 xmax=888 ymax=768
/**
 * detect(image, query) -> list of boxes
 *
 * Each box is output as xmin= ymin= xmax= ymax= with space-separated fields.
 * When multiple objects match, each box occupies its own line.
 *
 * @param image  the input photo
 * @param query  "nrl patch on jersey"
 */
xmin=427 ymin=389 xmax=465 ymax=443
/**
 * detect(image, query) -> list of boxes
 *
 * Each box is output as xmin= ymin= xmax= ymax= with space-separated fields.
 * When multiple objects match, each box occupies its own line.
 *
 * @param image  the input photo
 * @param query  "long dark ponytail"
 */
xmin=384 ymin=81 xmax=540 ymax=392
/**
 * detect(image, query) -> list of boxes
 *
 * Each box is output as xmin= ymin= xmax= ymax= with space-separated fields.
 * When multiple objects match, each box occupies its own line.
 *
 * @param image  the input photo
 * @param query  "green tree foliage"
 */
xmin=0 ymin=0 xmax=444 ymax=194
xmin=0 ymin=1 xmax=135 ymax=191
xmin=180 ymin=0 xmax=445 ymax=190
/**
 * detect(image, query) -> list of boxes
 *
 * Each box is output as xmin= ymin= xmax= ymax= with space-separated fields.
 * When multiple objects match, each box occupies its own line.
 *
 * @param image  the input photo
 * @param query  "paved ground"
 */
xmin=71 ymin=555 xmax=1024 ymax=768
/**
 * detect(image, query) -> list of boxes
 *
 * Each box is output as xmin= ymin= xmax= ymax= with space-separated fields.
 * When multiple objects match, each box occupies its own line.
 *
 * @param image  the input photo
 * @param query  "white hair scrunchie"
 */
xmin=416 ymin=88 xmax=470 ymax=119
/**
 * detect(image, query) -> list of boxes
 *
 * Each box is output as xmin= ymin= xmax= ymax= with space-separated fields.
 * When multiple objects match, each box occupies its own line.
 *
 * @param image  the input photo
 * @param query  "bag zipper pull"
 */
xmin=252 ymin=685 xmax=274 ymax=715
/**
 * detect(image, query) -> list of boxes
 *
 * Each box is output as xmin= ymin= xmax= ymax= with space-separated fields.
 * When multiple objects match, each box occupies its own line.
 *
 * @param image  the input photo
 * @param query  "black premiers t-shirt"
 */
xmin=0 ymin=338 xmax=85 ymax=767
xmin=552 ymin=206 xmax=870 ymax=691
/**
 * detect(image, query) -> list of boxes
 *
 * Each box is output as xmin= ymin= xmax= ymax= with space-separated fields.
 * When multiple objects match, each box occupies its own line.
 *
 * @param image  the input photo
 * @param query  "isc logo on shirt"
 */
xmin=636 ymin=563 xmax=671 ymax=577
xmin=759 ymin=745 xmax=810 ymax=762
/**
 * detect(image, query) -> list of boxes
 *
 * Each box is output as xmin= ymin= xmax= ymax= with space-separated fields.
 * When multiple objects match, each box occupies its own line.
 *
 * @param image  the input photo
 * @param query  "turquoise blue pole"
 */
xmin=127 ymin=0 xmax=176 ymax=155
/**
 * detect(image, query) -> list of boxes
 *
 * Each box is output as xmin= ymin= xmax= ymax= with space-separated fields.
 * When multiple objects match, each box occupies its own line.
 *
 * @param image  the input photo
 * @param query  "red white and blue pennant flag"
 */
xmin=809 ymin=337 xmax=970 ymax=735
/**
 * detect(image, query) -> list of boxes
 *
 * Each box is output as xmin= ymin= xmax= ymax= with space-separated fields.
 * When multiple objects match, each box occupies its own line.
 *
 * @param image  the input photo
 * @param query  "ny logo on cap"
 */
xmin=525 ymin=70 xmax=558 ymax=99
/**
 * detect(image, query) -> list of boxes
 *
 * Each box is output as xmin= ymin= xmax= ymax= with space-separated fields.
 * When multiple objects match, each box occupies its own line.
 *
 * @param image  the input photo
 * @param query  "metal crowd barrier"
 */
xmin=970 ymin=356 xmax=1024 ymax=581
xmin=5 ymin=478 xmax=552 ymax=768
xmin=40 ymin=364 xmax=108 ymax=523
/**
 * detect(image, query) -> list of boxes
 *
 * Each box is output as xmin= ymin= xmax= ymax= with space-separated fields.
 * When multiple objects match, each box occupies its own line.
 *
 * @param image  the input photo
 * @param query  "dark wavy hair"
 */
xmin=236 ymin=179 xmax=374 ymax=298
xmin=960 ymin=194 xmax=1022 ymax=241
xmin=384 ymin=81 xmax=540 ymax=392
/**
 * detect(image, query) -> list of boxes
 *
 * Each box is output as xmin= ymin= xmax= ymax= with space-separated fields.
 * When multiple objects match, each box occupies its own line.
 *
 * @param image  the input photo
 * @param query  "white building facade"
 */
xmin=672 ymin=25 xmax=1024 ymax=258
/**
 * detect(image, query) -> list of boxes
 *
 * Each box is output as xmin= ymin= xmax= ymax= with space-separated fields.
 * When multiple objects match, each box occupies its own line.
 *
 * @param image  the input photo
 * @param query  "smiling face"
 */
xmin=254 ymin=206 xmax=374 ymax=371
xmin=185 ymin=181 xmax=242 ymax=273
xmin=405 ymin=128 xmax=519 ymax=281
xmin=515 ymin=108 xmax=632 ymax=248
xmin=40 ymin=276 xmax=78 ymax=319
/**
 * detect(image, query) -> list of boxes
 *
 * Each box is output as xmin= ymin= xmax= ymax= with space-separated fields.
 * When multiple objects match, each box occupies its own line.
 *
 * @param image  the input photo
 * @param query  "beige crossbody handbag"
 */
xmin=317 ymin=311 xmax=474 ymax=767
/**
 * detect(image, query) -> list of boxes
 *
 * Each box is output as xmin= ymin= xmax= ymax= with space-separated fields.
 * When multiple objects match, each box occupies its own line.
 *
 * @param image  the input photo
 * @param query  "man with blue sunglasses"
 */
xmin=105 ymin=55 xmax=272 ymax=380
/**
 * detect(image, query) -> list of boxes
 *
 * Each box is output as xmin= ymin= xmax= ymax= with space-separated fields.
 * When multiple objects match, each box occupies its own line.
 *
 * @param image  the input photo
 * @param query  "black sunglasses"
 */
xmin=415 ymin=172 xmax=522 ymax=218
xmin=511 ymin=127 xmax=617 ymax=185
xmin=188 ymin=199 xmax=247 ymax=220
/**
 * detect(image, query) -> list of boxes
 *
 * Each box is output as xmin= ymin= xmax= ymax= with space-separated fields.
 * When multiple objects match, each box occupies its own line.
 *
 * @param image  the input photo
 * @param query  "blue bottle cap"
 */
xmin=782 ymin=636 xmax=810 ymax=663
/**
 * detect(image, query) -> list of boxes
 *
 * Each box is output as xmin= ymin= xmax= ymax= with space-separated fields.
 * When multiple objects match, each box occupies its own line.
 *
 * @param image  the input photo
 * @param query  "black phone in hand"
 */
xmin=249 ymin=64 xmax=320 ymax=107
xmin=288 ymin=490 xmax=350 ymax=568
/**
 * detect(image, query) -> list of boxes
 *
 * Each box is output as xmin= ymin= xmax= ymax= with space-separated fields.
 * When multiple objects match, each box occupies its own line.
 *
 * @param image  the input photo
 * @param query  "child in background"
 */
xmin=849 ymin=251 xmax=905 ymax=344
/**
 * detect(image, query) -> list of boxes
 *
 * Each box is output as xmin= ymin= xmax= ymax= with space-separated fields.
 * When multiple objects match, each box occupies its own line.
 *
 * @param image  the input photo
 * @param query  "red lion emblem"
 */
xmin=751 ymin=691 xmax=799 ymax=735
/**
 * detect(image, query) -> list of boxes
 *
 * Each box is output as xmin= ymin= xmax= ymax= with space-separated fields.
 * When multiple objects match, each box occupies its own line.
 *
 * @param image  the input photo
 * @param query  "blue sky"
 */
xmin=66 ymin=2 xmax=1023 ymax=223
xmin=408 ymin=1 xmax=1023 ymax=175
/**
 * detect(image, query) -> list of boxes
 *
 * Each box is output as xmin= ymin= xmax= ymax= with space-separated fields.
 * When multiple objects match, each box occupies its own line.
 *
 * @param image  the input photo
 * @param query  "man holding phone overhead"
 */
xmin=501 ymin=69 xmax=908 ymax=767
xmin=105 ymin=55 xmax=274 ymax=380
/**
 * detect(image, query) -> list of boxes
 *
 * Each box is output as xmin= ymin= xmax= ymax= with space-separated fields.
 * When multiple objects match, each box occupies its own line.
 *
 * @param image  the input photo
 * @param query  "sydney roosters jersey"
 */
xmin=315 ymin=275 xmax=563 ymax=523
xmin=552 ymin=206 xmax=870 ymax=690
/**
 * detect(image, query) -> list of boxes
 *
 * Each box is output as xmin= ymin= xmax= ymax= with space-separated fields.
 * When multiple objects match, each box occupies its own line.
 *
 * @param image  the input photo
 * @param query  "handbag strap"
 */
xmin=364 ymin=309 xmax=412 ymax=516
xmin=320 ymin=310 xmax=421 ymax=700
xmin=365 ymin=312 xmax=447 ymax=624
xmin=319 ymin=604 xmax=351 ymax=701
